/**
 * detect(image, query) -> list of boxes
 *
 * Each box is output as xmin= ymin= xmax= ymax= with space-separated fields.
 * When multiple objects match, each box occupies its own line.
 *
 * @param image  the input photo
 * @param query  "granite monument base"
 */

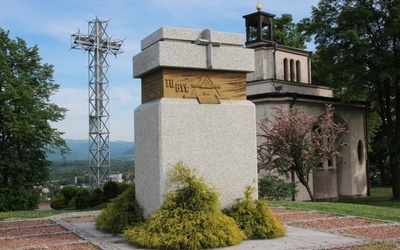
xmin=134 ymin=98 xmax=257 ymax=216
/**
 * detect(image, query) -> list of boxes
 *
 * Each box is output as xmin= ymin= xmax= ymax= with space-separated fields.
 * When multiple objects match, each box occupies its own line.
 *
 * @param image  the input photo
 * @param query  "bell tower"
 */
xmin=243 ymin=0 xmax=275 ymax=47
xmin=244 ymin=1 xmax=313 ymax=85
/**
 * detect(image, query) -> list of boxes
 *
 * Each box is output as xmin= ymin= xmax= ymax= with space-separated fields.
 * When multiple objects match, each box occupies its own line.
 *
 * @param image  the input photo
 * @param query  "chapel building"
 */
xmin=244 ymin=8 xmax=369 ymax=200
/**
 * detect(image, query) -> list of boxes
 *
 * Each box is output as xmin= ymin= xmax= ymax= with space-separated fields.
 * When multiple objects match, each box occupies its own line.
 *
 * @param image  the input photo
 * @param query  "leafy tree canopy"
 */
xmin=0 ymin=28 xmax=68 ymax=211
xmin=274 ymin=13 xmax=312 ymax=50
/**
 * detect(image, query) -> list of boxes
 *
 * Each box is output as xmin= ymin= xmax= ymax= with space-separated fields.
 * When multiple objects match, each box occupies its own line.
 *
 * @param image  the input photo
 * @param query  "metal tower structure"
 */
xmin=71 ymin=18 xmax=123 ymax=188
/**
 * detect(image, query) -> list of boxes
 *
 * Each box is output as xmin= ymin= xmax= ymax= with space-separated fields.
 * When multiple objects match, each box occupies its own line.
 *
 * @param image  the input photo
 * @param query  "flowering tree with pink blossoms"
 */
xmin=257 ymin=104 xmax=348 ymax=201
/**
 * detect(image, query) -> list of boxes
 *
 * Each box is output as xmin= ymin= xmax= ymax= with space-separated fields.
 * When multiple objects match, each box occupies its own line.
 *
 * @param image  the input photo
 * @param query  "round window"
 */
xmin=357 ymin=140 xmax=364 ymax=164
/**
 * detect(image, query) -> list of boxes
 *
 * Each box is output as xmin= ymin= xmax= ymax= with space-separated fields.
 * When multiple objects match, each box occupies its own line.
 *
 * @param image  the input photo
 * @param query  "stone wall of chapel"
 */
xmin=289 ymin=103 xmax=367 ymax=198
xmin=275 ymin=50 xmax=310 ymax=84
xmin=255 ymin=101 xmax=367 ymax=201
xmin=247 ymin=47 xmax=274 ymax=81
xmin=246 ymin=47 xmax=311 ymax=84
xmin=255 ymin=101 xmax=316 ymax=201
xmin=334 ymin=105 xmax=368 ymax=197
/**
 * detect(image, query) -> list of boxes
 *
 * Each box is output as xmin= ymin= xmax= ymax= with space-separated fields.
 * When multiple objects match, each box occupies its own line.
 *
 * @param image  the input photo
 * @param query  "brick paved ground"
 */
xmin=273 ymin=208 xmax=400 ymax=249
xmin=0 ymin=208 xmax=399 ymax=249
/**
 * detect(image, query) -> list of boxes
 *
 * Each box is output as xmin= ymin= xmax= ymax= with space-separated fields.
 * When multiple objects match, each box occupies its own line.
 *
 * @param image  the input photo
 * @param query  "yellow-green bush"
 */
xmin=96 ymin=185 xmax=144 ymax=234
xmin=123 ymin=162 xmax=244 ymax=249
xmin=224 ymin=186 xmax=286 ymax=239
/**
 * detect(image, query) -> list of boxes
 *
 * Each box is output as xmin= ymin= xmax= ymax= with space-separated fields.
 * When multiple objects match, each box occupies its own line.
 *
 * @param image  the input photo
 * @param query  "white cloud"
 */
xmin=50 ymin=82 xmax=139 ymax=141
xmin=110 ymin=85 xmax=133 ymax=104
xmin=52 ymin=87 xmax=88 ymax=116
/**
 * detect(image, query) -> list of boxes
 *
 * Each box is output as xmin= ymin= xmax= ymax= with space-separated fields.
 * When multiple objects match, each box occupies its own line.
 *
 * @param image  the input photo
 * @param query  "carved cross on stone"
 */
xmin=195 ymin=29 xmax=221 ymax=69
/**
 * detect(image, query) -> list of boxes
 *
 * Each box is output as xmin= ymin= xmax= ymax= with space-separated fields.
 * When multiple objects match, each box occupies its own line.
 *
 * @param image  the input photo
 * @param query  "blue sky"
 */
xmin=0 ymin=0 xmax=319 ymax=141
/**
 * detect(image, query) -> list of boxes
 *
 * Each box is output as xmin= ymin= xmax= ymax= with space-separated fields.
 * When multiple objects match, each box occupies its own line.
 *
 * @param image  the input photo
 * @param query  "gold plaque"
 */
xmin=141 ymin=69 xmax=246 ymax=104
xmin=197 ymin=95 xmax=220 ymax=104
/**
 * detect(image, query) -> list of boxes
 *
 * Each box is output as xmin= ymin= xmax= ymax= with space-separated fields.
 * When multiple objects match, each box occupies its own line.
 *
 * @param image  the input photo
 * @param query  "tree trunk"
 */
xmin=304 ymin=182 xmax=315 ymax=202
xmin=294 ymin=167 xmax=315 ymax=202
xmin=390 ymin=158 xmax=400 ymax=201
xmin=291 ymin=169 xmax=296 ymax=201
xmin=388 ymin=138 xmax=400 ymax=200
xmin=378 ymin=157 xmax=386 ymax=186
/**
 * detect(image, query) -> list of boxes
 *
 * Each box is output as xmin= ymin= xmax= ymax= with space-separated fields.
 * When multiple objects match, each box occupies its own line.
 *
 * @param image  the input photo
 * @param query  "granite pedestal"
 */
xmin=133 ymin=27 xmax=256 ymax=216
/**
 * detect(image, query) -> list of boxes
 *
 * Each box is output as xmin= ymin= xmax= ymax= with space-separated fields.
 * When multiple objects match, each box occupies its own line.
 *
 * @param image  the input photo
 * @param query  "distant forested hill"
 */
xmin=48 ymin=139 xmax=134 ymax=160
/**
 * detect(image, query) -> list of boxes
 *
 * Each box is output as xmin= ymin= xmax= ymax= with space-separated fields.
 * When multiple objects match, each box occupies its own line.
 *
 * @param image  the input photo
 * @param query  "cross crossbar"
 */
xmin=195 ymin=29 xmax=221 ymax=69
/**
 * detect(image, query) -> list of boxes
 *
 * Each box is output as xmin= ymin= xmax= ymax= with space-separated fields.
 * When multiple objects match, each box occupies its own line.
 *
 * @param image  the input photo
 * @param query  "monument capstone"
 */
xmin=133 ymin=27 xmax=257 ymax=216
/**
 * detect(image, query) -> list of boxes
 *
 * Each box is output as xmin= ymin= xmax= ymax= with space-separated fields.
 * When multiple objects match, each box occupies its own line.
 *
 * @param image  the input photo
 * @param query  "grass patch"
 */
xmin=270 ymin=187 xmax=400 ymax=222
xmin=340 ymin=188 xmax=399 ymax=208
xmin=1 ymin=188 xmax=399 ymax=223
xmin=0 ymin=210 xmax=73 ymax=221
xmin=0 ymin=206 xmax=104 ymax=221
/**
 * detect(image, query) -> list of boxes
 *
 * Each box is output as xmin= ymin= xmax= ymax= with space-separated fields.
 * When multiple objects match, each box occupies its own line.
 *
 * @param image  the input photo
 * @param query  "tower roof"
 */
xmin=243 ymin=10 xmax=275 ymax=47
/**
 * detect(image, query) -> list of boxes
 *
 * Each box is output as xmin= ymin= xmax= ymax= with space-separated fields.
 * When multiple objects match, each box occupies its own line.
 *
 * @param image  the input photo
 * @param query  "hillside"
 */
xmin=48 ymin=139 xmax=134 ymax=160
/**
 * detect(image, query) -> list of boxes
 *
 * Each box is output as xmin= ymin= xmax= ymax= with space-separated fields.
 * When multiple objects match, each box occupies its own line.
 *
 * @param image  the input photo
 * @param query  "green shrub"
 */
xmin=258 ymin=175 xmax=298 ymax=201
xmin=102 ymin=181 xmax=119 ymax=202
xmin=50 ymin=186 xmax=81 ymax=209
xmin=225 ymin=186 xmax=286 ymax=239
xmin=0 ymin=187 xmax=40 ymax=211
xmin=59 ymin=186 xmax=80 ymax=202
xmin=50 ymin=192 xmax=68 ymax=210
xmin=89 ymin=187 xmax=103 ymax=207
xmin=68 ymin=197 xmax=76 ymax=208
xmin=117 ymin=182 xmax=130 ymax=194
xmin=123 ymin=162 xmax=244 ymax=249
xmin=75 ymin=188 xmax=91 ymax=209
xmin=96 ymin=185 xmax=144 ymax=234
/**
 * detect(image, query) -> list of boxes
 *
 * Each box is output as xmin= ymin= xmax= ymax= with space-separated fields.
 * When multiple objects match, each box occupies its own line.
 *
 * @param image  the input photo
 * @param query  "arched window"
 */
xmin=262 ymin=24 xmax=271 ymax=40
xmin=290 ymin=59 xmax=295 ymax=82
xmin=357 ymin=140 xmax=365 ymax=164
xmin=296 ymin=60 xmax=301 ymax=82
xmin=283 ymin=58 xmax=289 ymax=81
xmin=312 ymin=125 xmax=335 ymax=168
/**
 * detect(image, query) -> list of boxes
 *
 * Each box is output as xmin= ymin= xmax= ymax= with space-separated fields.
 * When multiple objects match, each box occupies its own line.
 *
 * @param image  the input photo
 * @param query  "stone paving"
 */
xmin=0 ymin=207 xmax=399 ymax=250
